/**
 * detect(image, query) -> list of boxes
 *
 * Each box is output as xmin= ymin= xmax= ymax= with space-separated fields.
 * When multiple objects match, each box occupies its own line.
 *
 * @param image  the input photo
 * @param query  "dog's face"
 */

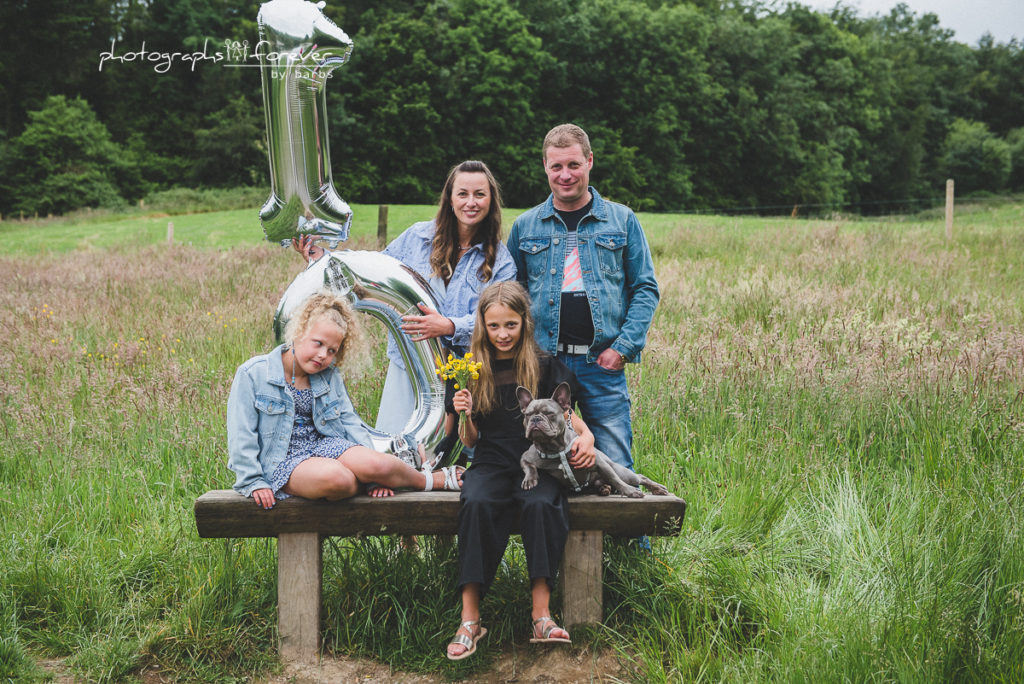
xmin=517 ymin=383 xmax=573 ymax=451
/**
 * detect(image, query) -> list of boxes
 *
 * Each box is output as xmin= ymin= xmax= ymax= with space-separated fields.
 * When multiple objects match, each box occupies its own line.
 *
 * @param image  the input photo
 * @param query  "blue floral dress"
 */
xmin=269 ymin=385 xmax=359 ymax=499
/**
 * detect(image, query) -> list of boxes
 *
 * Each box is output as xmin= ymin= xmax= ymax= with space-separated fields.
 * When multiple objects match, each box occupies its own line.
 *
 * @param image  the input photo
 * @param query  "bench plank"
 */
xmin=194 ymin=490 xmax=686 ymax=538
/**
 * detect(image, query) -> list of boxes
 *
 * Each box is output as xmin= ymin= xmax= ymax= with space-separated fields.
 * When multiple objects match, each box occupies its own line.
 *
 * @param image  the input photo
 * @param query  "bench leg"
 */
xmin=278 ymin=532 xmax=321 ymax=662
xmin=561 ymin=529 xmax=602 ymax=629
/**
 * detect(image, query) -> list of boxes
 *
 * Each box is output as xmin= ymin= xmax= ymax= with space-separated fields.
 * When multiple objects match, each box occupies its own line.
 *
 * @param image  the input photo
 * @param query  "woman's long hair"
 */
xmin=430 ymin=160 xmax=503 ymax=284
xmin=469 ymin=281 xmax=540 ymax=416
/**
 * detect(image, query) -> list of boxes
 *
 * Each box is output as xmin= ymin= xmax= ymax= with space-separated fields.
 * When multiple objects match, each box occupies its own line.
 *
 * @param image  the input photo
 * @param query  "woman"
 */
xmin=443 ymin=281 xmax=597 ymax=659
xmin=293 ymin=160 xmax=517 ymax=436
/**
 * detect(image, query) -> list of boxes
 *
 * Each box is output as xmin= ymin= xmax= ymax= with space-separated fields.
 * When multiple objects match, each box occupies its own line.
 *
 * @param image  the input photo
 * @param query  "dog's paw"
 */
xmin=622 ymin=487 xmax=644 ymax=499
xmin=597 ymin=484 xmax=612 ymax=496
xmin=647 ymin=483 xmax=669 ymax=496
xmin=521 ymin=476 xmax=538 ymax=490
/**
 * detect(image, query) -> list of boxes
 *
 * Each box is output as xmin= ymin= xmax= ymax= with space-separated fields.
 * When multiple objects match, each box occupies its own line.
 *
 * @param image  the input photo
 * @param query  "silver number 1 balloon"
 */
xmin=274 ymin=252 xmax=451 ymax=470
xmin=257 ymin=0 xmax=353 ymax=247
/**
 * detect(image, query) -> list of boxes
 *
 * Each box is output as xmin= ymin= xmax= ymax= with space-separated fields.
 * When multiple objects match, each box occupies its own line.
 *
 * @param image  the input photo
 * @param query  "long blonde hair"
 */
xmin=469 ymin=281 xmax=540 ymax=416
xmin=430 ymin=160 xmax=503 ymax=283
xmin=283 ymin=291 xmax=362 ymax=368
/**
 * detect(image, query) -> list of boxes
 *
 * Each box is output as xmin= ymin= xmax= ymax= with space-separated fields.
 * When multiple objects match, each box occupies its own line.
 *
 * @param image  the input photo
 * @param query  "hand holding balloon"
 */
xmin=401 ymin=303 xmax=455 ymax=341
xmin=291 ymin=234 xmax=326 ymax=263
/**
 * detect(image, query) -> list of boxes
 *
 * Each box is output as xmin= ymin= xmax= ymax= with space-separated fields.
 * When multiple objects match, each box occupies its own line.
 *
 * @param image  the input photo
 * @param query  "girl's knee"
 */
xmin=323 ymin=466 xmax=358 ymax=499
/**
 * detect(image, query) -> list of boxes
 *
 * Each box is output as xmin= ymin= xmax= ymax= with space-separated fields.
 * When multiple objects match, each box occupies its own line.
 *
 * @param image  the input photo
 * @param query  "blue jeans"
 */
xmin=556 ymin=353 xmax=634 ymax=471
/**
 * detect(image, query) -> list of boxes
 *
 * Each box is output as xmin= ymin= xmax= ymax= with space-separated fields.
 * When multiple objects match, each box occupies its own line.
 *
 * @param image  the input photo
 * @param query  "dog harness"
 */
xmin=535 ymin=430 xmax=590 ymax=493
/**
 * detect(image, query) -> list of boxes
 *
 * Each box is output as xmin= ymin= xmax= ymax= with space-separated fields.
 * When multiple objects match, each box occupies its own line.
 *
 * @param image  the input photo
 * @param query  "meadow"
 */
xmin=1 ymin=200 xmax=1023 ymax=682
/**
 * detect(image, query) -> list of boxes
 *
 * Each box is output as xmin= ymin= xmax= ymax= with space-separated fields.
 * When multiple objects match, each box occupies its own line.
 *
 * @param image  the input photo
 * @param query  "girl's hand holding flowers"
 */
xmin=436 ymin=352 xmax=483 ymax=460
xmin=452 ymin=388 xmax=473 ymax=415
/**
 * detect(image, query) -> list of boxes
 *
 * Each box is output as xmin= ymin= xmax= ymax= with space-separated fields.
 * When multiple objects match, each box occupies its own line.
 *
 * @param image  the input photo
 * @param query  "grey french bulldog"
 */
xmin=517 ymin=383 xmax=670 ymax=498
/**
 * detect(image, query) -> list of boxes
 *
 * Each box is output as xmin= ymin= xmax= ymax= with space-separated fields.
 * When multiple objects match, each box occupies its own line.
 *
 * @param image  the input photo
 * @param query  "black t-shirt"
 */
xmin=557 ymin=201 xmax=595 ymax=346
xmin=445 ymin=355 xmax=580 ymax=467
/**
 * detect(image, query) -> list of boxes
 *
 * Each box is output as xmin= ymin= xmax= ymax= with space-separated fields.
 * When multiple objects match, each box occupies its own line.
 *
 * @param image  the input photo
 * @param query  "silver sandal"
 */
xmin=529 ymin=616 xmax=571 ymax=644
xmin=424 ymin=465 xmax=464 ymax=492
xmin=446 ymin=619 xmax=486 ymax=660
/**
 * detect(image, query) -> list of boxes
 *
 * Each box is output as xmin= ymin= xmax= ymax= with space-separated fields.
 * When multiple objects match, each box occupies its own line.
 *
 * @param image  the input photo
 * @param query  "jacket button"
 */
xmin=549 ymin=299 xmax=554 ymax=304
xmin=550 ymin=268 xmax=556 ymax=274
xmin=532 ymin=246 xmax=538 ymax=252
xmin=553 ymin=238 xmax=560 ymax=245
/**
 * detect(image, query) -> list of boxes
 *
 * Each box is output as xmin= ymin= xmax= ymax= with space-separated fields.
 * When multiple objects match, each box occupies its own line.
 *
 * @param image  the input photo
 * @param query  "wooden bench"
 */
xmin=194 ymin=490 xmax=686 ymax=661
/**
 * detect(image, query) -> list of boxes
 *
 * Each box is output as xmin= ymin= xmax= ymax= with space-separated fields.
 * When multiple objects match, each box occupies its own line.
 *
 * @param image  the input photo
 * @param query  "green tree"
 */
xmin=527 ymin=0 xmax=714 ymax=210
xmin=1006 ymin=127 xmax=1024 ymax=191
xmin=940 ymin=118 xmax=1011 ymax=193
xmin=191 ymin=96 xmax=266 ymax=187
xmin=325 ymin=0 xmax=553 ymax=205
xmin=0 ymin=95 xmax=140 ymax=215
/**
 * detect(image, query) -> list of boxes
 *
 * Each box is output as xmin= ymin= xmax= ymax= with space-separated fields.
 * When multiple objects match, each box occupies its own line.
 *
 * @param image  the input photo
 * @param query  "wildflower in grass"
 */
xmin=435 ymin=352 xmax=482 ymax=462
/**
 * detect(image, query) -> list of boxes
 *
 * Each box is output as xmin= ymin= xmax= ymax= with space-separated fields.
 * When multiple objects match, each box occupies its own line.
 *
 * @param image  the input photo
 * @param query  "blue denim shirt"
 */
xmin=383 ymin=220 xmax=517 ymax=366
xmin=507 ymin=187 xmax=659 ymax=363
xmin=226 ymin=344 xmax=373 ymax=496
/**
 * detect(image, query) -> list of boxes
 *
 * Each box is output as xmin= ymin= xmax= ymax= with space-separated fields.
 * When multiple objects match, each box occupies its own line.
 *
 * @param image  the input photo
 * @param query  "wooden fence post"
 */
xmin=377 ymin=205 xmax=388 ymax=249
xmin=945 ymin=179 xmax=954 ymax=241
xmin=167 ymin=221 xmax=174 ymax=243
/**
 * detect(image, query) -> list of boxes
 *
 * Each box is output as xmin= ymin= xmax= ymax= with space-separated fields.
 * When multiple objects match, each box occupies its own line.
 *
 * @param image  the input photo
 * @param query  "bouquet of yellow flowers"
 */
xmin=435 ymin=352 xmax=483 ymax=462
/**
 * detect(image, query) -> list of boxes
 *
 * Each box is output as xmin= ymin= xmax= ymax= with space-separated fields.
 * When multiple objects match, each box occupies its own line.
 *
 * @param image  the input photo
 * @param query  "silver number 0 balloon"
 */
xmin=257 ymin=0 xmax=353 ymax=246
xmin=274 ymin=252 xmax=450 ymax=470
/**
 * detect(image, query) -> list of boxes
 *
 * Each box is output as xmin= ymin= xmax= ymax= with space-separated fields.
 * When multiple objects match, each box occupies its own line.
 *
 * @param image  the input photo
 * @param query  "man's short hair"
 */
xmin=542 ymin=124 xmax=591 ymax=160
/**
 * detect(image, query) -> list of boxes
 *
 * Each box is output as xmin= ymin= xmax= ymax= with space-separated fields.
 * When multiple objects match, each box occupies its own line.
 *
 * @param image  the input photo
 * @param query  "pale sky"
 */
xmin=805 ymin=0 xmax=1022 ymax=46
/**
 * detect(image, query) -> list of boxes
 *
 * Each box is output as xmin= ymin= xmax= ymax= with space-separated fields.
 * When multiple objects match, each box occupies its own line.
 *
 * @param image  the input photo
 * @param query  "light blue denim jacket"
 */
xmin=382 ymin=220 xmax=517 ymax=366
xmin=507 ymin=187 xmax=660 ymax=363
xmin=226 ymin=344 xmax=373 ymax=497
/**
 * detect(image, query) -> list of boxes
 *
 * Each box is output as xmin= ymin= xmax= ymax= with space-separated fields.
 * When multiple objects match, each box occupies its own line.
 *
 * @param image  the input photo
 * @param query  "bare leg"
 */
xmin=337 ymin=446 xmax=460 ymax=491
xmin=282 ymin=456 xmax=359 ymax=500
xmin=531 ymin=578 xmax=570 ymax=641
xmin=447 ymin=583 xmax=483 ymax=659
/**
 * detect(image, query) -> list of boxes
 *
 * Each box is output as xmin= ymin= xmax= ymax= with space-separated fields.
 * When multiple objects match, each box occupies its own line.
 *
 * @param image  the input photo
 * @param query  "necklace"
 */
xmin=289 ymin=347 xmax=298 ymax=386
xmin=458 ymin=244 xmax=471 ymax=251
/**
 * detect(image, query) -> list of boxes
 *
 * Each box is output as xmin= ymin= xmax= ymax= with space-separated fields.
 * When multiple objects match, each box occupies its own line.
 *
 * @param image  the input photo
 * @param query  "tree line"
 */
xmin=1 ymin=0 xmax=1022 ymax=217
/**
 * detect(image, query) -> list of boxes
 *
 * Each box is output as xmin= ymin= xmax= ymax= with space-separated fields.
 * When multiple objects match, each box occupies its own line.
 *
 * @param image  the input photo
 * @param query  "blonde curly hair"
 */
xmin=283 ymin=291 xmax=362 ymax=368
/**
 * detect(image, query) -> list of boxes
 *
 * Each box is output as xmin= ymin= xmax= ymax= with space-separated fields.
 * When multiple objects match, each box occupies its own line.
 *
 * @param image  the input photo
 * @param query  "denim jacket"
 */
xmin=507 ymin=187 xmax=659 ymax=363
xmin=226 ymin=344 xmax=373 ymax=496
xmin=383 ymin=220 xmax=516 ymax=366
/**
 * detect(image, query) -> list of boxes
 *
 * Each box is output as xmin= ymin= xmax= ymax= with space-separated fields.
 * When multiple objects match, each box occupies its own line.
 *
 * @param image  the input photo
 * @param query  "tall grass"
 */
xmin=1 ymin=204 xmax=1022 ymax=681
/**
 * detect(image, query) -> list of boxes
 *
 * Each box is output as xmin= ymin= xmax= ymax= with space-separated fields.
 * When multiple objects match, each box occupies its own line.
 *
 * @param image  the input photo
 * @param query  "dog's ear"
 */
xmin=516 ymin=386 xmax=535 ymax=412
xmin=551 ymin=382 xmax=572 ymax=411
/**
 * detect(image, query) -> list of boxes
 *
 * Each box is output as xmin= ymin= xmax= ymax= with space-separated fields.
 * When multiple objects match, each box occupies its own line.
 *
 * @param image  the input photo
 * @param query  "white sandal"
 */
xmin=423 ymin=465 xmax=464 ymax=492
xmin=446 ymin=619 xmax=486 ymax=660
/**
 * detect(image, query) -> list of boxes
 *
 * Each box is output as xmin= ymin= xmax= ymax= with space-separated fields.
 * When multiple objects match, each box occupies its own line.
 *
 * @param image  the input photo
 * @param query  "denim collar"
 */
xmin=538 ymin=186 xmax=608 ymax=223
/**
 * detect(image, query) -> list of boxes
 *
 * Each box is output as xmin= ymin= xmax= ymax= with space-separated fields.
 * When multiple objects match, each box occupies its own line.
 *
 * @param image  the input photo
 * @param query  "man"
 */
xmin=508 ymin=123 xmax=659 ymax=473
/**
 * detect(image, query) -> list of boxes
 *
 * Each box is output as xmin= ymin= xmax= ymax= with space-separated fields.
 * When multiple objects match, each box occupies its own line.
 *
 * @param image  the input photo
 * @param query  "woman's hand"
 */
xmin=367 ymin=484 xmax=395 ymax=498
xmin=401 ymin=302 xmax=455 ymax=341
xmin=452 ymin=389 xmax=474 ymax=416
xmin=291 ymin=234 xmax=325 ymax=264
xmin=568 ymin=423 xmax=597 ymax=470
xmin=252 ymin=488 xmax=275 ymax=509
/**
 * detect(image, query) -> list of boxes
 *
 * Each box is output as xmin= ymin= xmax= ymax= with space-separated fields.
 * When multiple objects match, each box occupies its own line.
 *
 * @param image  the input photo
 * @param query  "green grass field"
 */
xmin=1 ymin=199 xmax=1023 ymax=681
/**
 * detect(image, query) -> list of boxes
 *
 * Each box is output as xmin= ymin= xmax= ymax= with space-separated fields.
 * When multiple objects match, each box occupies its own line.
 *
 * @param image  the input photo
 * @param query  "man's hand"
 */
xmin=596 ymin=347 xmax=626 ymax=371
